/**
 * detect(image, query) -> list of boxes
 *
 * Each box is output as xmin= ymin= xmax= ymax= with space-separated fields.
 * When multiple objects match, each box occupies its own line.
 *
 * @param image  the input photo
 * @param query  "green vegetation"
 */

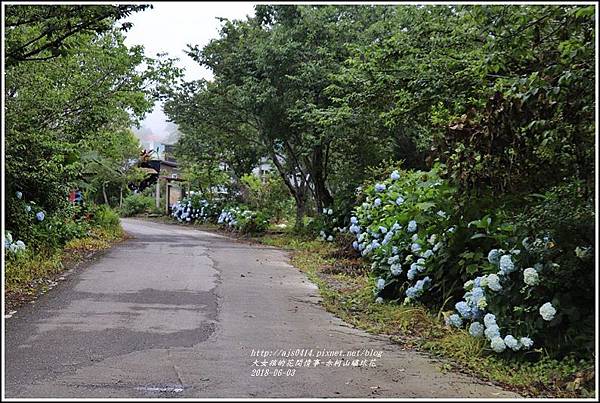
xmin=119 ymin=193 xmax=156 ymax=217
xmin=5 ymin=205 xmax=124 ymax=309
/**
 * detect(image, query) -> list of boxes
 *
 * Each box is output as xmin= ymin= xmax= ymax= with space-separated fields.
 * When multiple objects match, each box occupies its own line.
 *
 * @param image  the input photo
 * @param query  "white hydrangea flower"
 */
xmin=487 ymin=274 xmax=502 ymax=291
xmin=504 ymin=335 xmax=520 ymax=351
xmin=490 ymin=336 xmax=506 ymax=353
xmin=523 ymin=267 xmax=539 ymax=286
xmin=539 ymin=302 xmax=556 ymax=321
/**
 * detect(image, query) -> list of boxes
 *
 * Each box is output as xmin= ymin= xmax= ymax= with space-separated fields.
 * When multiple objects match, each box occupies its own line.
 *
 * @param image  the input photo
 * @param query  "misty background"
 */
xmin=123 ymin=2 xmax=256 ymax=149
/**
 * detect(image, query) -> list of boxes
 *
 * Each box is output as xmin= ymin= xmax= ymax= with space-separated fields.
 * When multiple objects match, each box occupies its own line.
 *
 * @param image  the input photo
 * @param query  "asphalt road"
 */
xmin=4 ymin=218 xmax=519 ymax=398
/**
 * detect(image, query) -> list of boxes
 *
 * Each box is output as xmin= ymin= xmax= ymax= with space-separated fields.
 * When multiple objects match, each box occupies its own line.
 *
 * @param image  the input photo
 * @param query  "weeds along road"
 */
xmin=4 ymin=218 xmax=519 ymax=398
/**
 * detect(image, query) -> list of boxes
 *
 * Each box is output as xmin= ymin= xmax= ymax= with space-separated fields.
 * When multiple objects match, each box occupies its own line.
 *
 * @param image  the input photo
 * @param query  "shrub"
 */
xmin=170 ymin=191 xmax=224 ymax=223
xmin=239 ymin=173 xmax=294 ymax=222
xmin=89 ymin=204 xmax=121 ymax=234
xmin=443 ymin=180 xmax=595 ymax=359
xmin=120 ymin=193 xmax=154 ymax=217
xmin=349 ymin=165 xmax=457 ymax=305
xmin=346 ymin=163 xmax=594 ymax=359
xmin=217 ymin=206 xmax=269 ymax=234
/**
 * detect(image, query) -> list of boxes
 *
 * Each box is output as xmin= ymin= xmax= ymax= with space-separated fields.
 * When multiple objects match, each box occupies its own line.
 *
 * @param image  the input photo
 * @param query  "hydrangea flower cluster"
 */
xmin=171 ymin=192 xmax=222 ymax=223
xmin=349 ymin=167 xmax=453 ymax=304
xmin=14 ymin=190 xmax=45 ymax=223
xmin=539 ymin=302 xmax=556 ymax=321
xmin=446 ymin=244 xmax=559 ymax=353
xmin=4 ymin=231 xmax=26 ymax=254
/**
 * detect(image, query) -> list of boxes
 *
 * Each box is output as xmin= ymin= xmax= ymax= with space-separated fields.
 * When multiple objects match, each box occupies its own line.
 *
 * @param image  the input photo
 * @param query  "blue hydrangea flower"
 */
xmin=499 ymin=255 xmax=515 ymax=274
xmin=523 ymin=267 xmax=539 ymax=286
xmin=375 ymin=297 xmax=384 ymax=304
xmin=374 ymin=198 xmax=382 ymax=207
xmin=352 ymin=241 xmax=359 ymax=250
xmin=396 ymin=196 xmax=404 ymax=205
xmin=471 ymin=287 xmax=485 ymax=304
xmin=407 ymin=220 xmax=417 ymax=233
xmin=486 ymin=274 xmax=502 ymax=292
xmin=407 ymin=267 xmax=417 ymax=280
xmin=390 ymin=263 xmax=402 ymax=276
xmin=327 ymin=235 xmax=333 ymax=242
xmin=446 ymin=314 xmax=462 ymax=328
xmin=539 ymin=302 xmax=556 ymax=321
xmin=519 ymin=337 xmax=534 ymax=349
xmin=387 ymin=255 xmax=400 ymax=264
xmin=376 ymin=278 xmax=385 ymax=290
xmin=484 ymin=324 xmax=500 ymax=340
xmin=436 ymin=210 xmax=447 ymax=218
xmin=490 ymin=336 xmax=506 ymax=353
xmin=375 ymin=183 xmax=386 ymax=192
xmin=25 ymin=205 xmax=31 ymax=212
xmin=405 ymin=286 xmax=418 ymax=299
xmin=350 ymin=216 xmax=358 ymax=224
xmin=411 ymin=243 xmax=421 ymax=253
xmin=391 ymin=246 xmax=399 ymax=255
xmin=422 ymin=249 xmax=433 ymax=259
xmin=469 ymin=322 xmax=484 ymax=337
xmin=410 ymin=262 xmax=424 ymax=273
xmin=455 ymin=301 xmax=472 ymax=318
xmin=379 ymin=226 xmax=387 ymax=234
xmin=504 ymin=335 xmax=520 ymax=351
xmin=390 ymin=170 xmax=400 ymax=180
xmin=483 ymin=313 xmax=497 ymax=328
xmin=487 ymin=249 xmax=501 ymax=264
xmin=36 ymin=211 xmax=45 ymax=221
xmin=16 ymin=191 xmax=23 ymax=199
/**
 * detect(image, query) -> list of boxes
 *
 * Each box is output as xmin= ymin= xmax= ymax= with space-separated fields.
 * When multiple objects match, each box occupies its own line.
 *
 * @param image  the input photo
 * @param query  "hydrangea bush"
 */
xmin=346 ymin=167 xmax=593 ymax=357
xmin=349 ymin=166 xmax=458 ymax=305
xmin=217 ymin=206 xmax=269 ymax=234
xmin=447 ymin=227 xmax=592 ymax=357
xmin=4 ymin=230 xmax=27 ymax=255
xmin=170 ymin=191 xmax=223 ymax=223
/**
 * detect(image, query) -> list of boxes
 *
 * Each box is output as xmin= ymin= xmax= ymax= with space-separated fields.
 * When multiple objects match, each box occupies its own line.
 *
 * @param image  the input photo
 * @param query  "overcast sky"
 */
xmin=123 ymin=2 xmax=257 ymax=143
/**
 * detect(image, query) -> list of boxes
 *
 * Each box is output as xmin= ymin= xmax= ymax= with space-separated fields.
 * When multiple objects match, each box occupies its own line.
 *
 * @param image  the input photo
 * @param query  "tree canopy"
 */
xmin=164 ymin=4 xmax=594 ymax=228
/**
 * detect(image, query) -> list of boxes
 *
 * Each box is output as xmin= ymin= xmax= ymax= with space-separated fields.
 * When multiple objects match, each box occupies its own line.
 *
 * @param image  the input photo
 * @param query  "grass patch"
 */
xmin=258 ymin=233 xmax=595 ymax=398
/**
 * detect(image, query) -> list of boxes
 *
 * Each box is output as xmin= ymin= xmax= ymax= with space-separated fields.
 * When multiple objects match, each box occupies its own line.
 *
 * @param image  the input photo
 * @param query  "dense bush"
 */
xmin=217 ymin=206 xmax=270 ymax=235
xmin=120 ymin=193 xmax=155 ymax=217
xmin=240 ymin=173 xmax=295 ymax=222
xmin=345 ymin=164 xmax=593 ymax=359
xmin=170 ymin=191 xmax=224 ymax=223
xmin=349 ymin=165 xmax=457 ymax=303
xmin=89 ymin=204 xmax=121 ymax=234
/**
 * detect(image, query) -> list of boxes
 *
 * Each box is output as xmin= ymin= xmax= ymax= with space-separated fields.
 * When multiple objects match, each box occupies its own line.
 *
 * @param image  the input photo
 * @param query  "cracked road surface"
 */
xmin=4 ymin=218 xmax=519 ymax=398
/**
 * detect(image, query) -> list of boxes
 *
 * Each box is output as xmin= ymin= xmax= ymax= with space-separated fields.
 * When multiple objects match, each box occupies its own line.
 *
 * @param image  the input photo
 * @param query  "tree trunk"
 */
xmin=294 ymin=194 xmax=306 ymax=231
xmin=269 ymin=151 xmax=308 ymax=231
xmin=119 ymin=185 xmax=123 ymax=208
xmin=311 ymin=146 xmax=333 ymax=213
xmin=102 ymin=182 xmax=109 ymax=205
